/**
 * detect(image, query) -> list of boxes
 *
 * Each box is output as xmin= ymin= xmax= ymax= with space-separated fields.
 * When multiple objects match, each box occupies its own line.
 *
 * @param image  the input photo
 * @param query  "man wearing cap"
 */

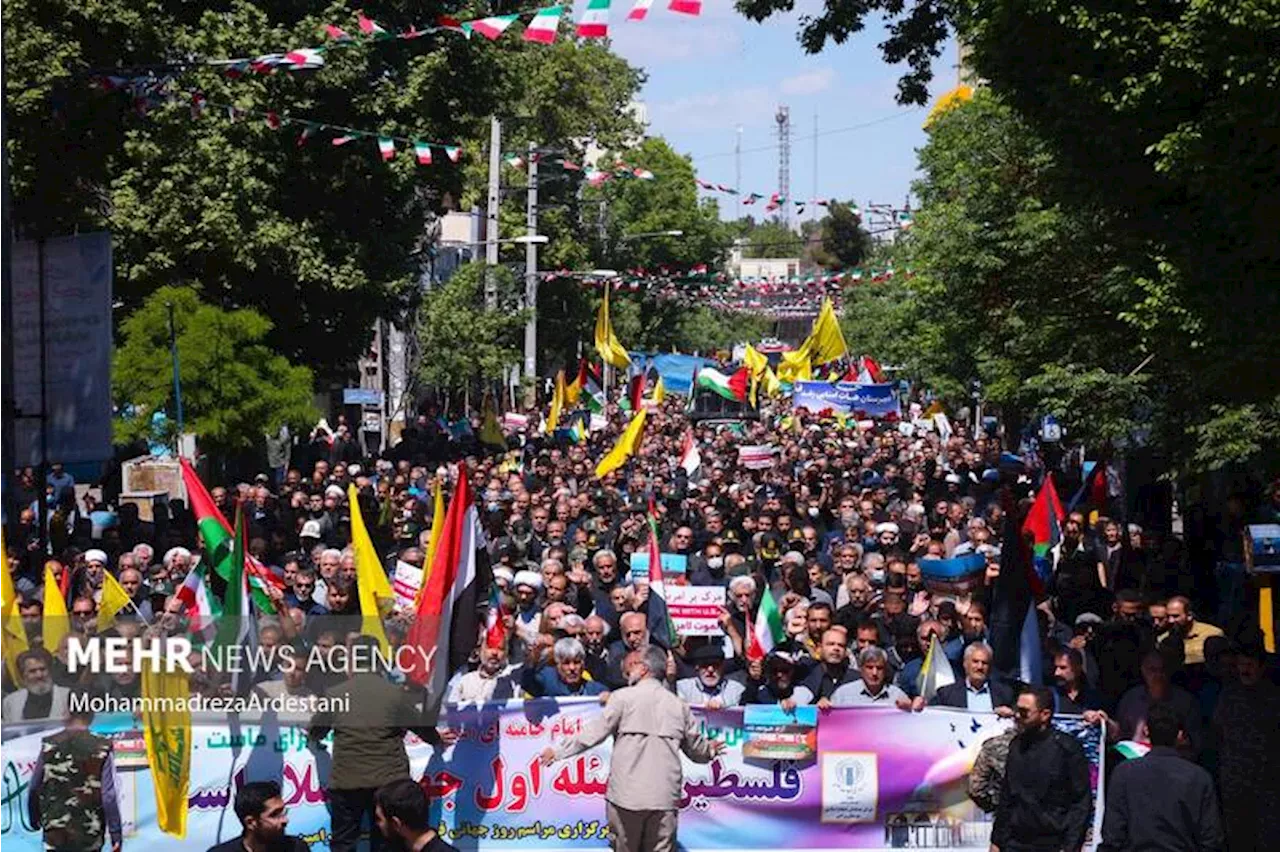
xmin=675 ymin=645 xmax=744 ymax=709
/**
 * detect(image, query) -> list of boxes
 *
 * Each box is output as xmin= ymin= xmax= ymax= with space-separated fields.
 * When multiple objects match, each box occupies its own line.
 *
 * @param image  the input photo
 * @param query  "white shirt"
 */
xmin=448 ymin=665 xmax=519 ymax=705
xmin=675 ymin=676 xmax=745 ymax=708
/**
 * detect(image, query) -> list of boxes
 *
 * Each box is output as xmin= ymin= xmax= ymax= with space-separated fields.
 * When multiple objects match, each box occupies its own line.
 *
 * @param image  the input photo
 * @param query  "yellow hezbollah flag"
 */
xmin=762 ymin=366 xmax=782 ymax=398
xmin=743 ymin=344 xmax=769 ymax=406
xmin=651 ymin=375 xmax=665 ymax=404
xmin=595 ymin=409 xmax=647 ymax=479
xmin=142 ymin=667 xmax=191 ymax=837
xmin=479 ymin=398 xmax=506 ymax=449
xmin=594 ymin=285 xmax=631 ymax=369
xmin=778 ymin=349 xmax=813 ymax=383
xmin=2 ymin=531 xmax=29 ymax=683
xmin=42 ymin=564 xmax=69 ymax=661
xmin=348 ymin=484 xmax=393 ymax=653
xmin=547 ymin=370 xmax=566 ymax=433
xmin=98 ymin=570 xmax=135 ymax=632
xmin=801 ymin=297 xmax=848 ymax=365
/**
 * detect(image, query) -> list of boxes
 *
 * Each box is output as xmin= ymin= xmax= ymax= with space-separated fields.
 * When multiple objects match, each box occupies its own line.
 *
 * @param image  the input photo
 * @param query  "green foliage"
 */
xmin=731 ymin=217 xmax=800 ymax=259
xmin=5 ymin=2 xmax=644 ymax=379
xmin=904 ymin=93 xmax=1148 ymax=446
xmin=737 ymin=0 xmax=1280 ymax=472
xmin=113 ymin=286 xmax=317 ymax=450
xmin=415 ymin=263 xmax=530 ymax=391
xmin=808 ymin=202 xmax=871 ymax=269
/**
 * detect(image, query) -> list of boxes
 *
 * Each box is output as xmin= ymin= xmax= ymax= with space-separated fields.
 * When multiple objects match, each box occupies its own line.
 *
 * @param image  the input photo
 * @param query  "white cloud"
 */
xmin=609 ymin=20 xmax=742 ymax=63
xmin=778 ymin=67 xmax=835 ymax=96
xmin=649 ymin=86 xmax=776 ymax=132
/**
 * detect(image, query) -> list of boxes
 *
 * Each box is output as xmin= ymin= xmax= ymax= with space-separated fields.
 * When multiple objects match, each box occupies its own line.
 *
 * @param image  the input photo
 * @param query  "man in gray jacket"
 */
xmin=540 ymin=645 xmax=725 ymax=852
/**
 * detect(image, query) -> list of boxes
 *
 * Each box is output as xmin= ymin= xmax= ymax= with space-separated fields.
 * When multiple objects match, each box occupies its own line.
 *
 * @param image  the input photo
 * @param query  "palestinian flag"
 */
xmin=180 ymin=459 xmax=280 ymax=613
xmin=1022 ymin=473 xmax=1064 ymax=588
xmin=323 ymin=24 xmax=353 ymax=41
xmin=357 ymin=12 xmax=392 ymax=38
xmin=584 ymin=368 xmax=606 ymax=413
xmin=645 ymin=510 xmax=677 ymax=649
xmin=747 ymin=587 xmax=783 ymax=661
xmin=696 ymin=367 xmax=749 ymax=402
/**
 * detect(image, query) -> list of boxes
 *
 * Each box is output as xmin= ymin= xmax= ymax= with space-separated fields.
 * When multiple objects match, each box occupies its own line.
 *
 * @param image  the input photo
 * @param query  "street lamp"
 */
xmin=438 ymin=234 xmax=549 ymax=246
xmin=618 ymin=229 xmax=684 ymax=241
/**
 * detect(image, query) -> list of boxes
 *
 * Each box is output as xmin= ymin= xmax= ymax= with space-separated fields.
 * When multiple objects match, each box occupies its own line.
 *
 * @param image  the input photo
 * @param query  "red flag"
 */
xmin=628 ymin=371 xmax=647 ymax=411
xmin=861 ymin=355 xmax=886 ymax=383
xmin=404 ymin=468 xmax=481 ymax=697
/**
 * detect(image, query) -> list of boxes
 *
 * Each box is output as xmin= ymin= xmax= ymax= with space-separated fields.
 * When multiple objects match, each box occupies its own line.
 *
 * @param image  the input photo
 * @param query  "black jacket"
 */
xmin=207 ymin=836 xmax=310 ymax=852
xmin=1099 ymin=746 xmax=1224 ymax=852
xmin=992 ymin=727 xmax=1092 ymax=852
xmin=930 ymin=679 xmax=1015 ymax=710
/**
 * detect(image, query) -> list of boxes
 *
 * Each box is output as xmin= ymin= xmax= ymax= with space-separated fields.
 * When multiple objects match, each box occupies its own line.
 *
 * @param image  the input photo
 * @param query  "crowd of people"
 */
xmin=4 ymin=390 xmax=1279 ymax=851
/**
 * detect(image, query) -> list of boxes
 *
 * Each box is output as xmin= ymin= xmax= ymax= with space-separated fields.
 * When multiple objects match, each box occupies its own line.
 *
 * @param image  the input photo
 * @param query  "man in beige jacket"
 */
xmin=540 ymin=644 xmax=724 ymax=852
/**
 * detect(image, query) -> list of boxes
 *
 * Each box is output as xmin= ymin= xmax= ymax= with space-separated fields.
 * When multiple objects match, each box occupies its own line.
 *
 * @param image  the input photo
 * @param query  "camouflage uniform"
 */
xmin=968 ymin=728 xmax=1016 ymax=813
xmin=28 ymin=728 xmax=121 ymax=851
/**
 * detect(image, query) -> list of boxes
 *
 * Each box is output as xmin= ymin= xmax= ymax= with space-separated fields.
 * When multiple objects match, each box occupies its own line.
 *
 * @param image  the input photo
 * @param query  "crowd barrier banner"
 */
xmin=792 ymin=382 xmax=901 ymax=419
xmin=0 ymin=703 xmax=1103 ymax=851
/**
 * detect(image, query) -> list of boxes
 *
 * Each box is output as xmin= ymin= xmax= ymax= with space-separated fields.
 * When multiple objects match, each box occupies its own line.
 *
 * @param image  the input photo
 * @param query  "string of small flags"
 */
xmin=113 ymin=1 xmax=704 ymax=83
xmin=692 ymin=181 xmax=894 ymax=221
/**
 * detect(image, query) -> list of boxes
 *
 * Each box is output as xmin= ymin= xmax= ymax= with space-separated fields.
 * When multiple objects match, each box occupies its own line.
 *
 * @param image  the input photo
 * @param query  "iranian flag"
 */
xmin=444 ymin=145 xmax=462 ymax=163
xmin=378 ymin=137 xmax=396 ymax=160
xmin=464 ymin=14 xmax=519 ymax=40
xmin=523 ymin=5 xmax=564 ymax=43
xmin=404 ymin=467 xmax=486 ymax=709
xmin=627 ymin=0 xmax=654 ymax=20
xmin=174 ymin=562 xmax=219 ymax=647
xmin=696 ymin=366 xmax=749 ymax=402
xmin=679 ymin=430 xmax=702 ymax=479
xmin=414 ymin=142 xmax=432 ymax=165
xmin=576 ymin=0 xmax=610 ymax=37
xmin=668 ymin=0 xmax=702 ymax=14
xmin=747 ymin=587 xmax=784 ymax=661
xmin=179 ymin=459 xmax=281 ymax=613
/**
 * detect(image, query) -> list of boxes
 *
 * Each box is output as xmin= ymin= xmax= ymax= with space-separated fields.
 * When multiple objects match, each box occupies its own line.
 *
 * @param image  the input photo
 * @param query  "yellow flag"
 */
xmin=479 ymin=398 xmax=506 ymax=449
xmin=547 ymin=370 xmax=566 ymax=433
xmin=347 ymin=484 xmax=392 ymax=653
xmin=743 ymin=344 xmax=768 ymax=407
xmin=801 ymin=298 xmax=848 ymax=365
xmin=2 ymin=531 xmax=30 ymax=683
xmin=98 ymin=570 xmax=134 ymax=631
xmin=595 ymin=409 xmax=647 ymax=479
xmin=778 ymin=349 xmax=812 ymax=383
xmin=1260 ymin=577 xmax=1275 ymax=653
xmin=419 ymin=481 xmax=445 ymax=601
xmin=565 ymin=367 xmax=583 ymax=406
xmin=142 ymin=667 xmax=191 ymax=837
xmin=593 ymin=285 xmax=631 ymax=369
xmin=651 ymin=375 xmax=665 ymax=404
xmin=42 ymin=565 xmax=69 ymax=660
xmin=762 ymin=366 xmax=782 ymax=398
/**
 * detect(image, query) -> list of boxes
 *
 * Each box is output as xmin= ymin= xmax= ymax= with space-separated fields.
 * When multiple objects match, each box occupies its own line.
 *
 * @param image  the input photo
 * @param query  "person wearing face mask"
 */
xmin=687 ymin=543 xmax=727 ymax=587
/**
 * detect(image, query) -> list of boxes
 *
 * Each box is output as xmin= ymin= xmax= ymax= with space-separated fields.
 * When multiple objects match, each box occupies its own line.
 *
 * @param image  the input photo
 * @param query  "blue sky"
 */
xmin=605 ymin=0 xmax=959 ymax=223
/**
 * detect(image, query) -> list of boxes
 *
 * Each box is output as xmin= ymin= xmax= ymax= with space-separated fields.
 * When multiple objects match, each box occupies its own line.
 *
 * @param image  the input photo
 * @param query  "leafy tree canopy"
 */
xmin=113 ymin=286 xmax=317 ymax=451
xmin=5 ymin=2 xmax=643 ymax=379
xmin=416 ymin=262 xmax=530 ymax=392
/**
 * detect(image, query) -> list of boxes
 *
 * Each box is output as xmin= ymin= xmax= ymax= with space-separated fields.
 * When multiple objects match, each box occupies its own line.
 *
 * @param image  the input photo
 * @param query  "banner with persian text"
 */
xmin=0 ymin=702 xmax=1103 ymax=850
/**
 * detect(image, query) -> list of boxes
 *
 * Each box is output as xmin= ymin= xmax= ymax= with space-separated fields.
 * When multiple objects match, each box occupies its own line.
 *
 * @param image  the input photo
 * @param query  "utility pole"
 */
xmin=812 ymin=112 xmax=818 ymax=220
xmin=484 ymin=116 xmax=501 ymax=309
xmin=166 ymin=301 xmax=184 ymax=452
xmin=0 ymin=8 xmax=14 ymax=524
xmin=522 ymin=141 xmax=539 ymax=407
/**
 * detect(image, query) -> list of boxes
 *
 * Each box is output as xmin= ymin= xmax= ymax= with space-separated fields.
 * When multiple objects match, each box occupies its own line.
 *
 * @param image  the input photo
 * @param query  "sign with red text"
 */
xmin=666 ymin=585 xmax=727 ymax=636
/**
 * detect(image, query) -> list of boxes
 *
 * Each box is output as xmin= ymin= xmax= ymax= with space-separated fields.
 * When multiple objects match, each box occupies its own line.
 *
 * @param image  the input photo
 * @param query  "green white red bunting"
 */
xmin=414 ymin=142 xmax=432 ymax=164
xmin=577 ymin=0 xmax=611 ymax=37
xmin=445 ymin=146 xmax=462 ymax=163
xmin=464 ymin=14 xmax=519 ymax=40
xmin=668 ymin=0 xmax=702 ymax=14
xmin=357 ymin=11 xmax=392 ymax=39
xmin=523 ymin=5 xmax=564 ymax=43
xmin=627 ymin=0 xmax=655 ymax=20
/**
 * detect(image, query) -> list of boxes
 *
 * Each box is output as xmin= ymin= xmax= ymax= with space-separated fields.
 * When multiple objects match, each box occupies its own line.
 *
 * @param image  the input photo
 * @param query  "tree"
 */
xmin=5 ymin=3 xmax=644 ymax=379
xmin=113 ymin=287 xmax=317 ymax=452
xmin=808 ymin=202 xmax=871 ymax=269
xmin=738 ymin=0 xmax=1280 ymax=470
xmin=905 ymin=93 xmax=1150 ymax=446
xmin=731 ymin=217 xmax=800 ymax=259
xmin=415 ymin=263 xmax=530 ymax=393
